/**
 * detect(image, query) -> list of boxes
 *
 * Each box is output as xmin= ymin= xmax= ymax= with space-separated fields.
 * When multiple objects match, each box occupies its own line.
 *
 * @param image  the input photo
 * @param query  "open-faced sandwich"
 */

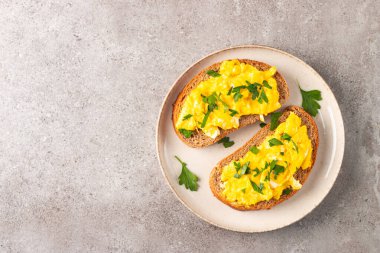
xmin=209 ymin=106 xmax=319 ymax=210
xmin=172 ymin=59 xmax=289 ymax=147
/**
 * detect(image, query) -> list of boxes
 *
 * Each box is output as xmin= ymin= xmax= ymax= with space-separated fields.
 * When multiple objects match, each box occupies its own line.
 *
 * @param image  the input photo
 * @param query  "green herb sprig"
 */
xmin=175 ymin=156 xmax=199 ymax=191
xmin=217 ymin=137 xmax=234 ymax=148
xmin=299 ymin=82 xmax=322 ymax=117
xmin=250 ymin=180 xmax=264 ymax=194
xmin=270 ymin=112 xmax=281 ymax=130
xmin=206 ymin=70 xmax=221 ymax=77
xmin=200 ymin=93 xmax=219 ymax=128
xmin=179 ymin=128 xmax=193 ymax=138
xmin=268 ymin=138 xmax=283 ymax=147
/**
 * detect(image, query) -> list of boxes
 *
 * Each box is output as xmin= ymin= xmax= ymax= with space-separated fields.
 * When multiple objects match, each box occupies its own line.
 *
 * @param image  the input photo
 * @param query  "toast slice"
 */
xmin=172 ymin=59 xmax=289 ymax=148
xmin=209 ymin=106 xmax=319 ymax=210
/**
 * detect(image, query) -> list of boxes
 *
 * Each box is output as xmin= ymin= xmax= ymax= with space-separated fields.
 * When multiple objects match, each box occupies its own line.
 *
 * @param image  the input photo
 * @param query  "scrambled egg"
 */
xmin=175 ymin=60 xmax=281 ymax=138
xmin=221 ymin=113 xmax=313 ymax=207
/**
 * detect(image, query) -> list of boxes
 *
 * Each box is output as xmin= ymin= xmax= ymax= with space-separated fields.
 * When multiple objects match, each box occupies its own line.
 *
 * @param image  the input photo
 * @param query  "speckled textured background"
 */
xmin=0 ymin=0 xmax=379 ymax=252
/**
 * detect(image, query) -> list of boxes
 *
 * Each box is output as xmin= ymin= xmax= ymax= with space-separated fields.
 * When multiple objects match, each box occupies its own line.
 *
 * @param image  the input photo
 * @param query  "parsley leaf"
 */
xmin=281 ymin=133 xmax=291 ymax=141
xmin=270 ymin=160 xmax=277 ymax=170
xmin=200 ymin=111 xmax=210 ymax=128
xmin=200 ymin=93 xmax=219 ymax=128
xmin=250 ymin=180 xmax=264 ymax=194
xmin=291 ymin=140 xmax=299 ymax=153
xmin=252 ymin=168 xmax=260 ymax=177
xmin=262 ymin=80 xmax=272 ymax=89
xmin=233 ymin=91 xmax=243 ymax=102
xmin=246 ymin=81 xmax=260 ymax=100
xmin=249 ymin=146 xmax=260 ymax=154
xmin=268 ymin=138 xmax=283 ymax=146
xmin=273 ymin=165 xmax=285 ymax=179
xmin=233 ymin=162 xmax=242 ymax=178
xmin=270 ymin=112 xmax=281 ymax=130
xmin=257 ymin=89 xmax=268 ymax=104
xmin=282 ymin=188 xmax=292 ymax=195
xmin=179 ymin=128 xmax=193 ymax=138
xmin=234 ymin=161 xmax=250 ymax=178
xmin=240 ymin=162 xmax=250 ymax=175
xmin=232 ymin=85 xmax=246 ymax=93
xmin=231 ymin=85 xmax=246 ymax=102
xmin=260 ymin=122 xmax=267 ymax=128
xmin=227 ymin=87 xmax=232 ymax=95
xmin=183 ymin=114 xmax=192 ymax=120
xmin=217 ymin=137 xmax=234 ymax=148
xmin=265 ymin=160 xmax=280 ymax=181
xmin=175 ymin=156 xmax=198 ymax=191
xmin=206 ymin=70 xmax=221 ymax=77
xmin=215 ymin=93 xmax=229 ymax=112
xmin=229 ymin=109 xmax=238 ymax=117
xmin=280 ymin=151 xmax=284 ymax=156
xmin=299 ymin=84 xmax=322 ymax=117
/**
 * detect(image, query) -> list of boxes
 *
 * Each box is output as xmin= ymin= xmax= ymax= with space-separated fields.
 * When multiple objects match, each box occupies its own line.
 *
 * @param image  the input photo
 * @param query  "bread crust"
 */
xmin=172 ymin=59 xmax=289 ymax=148
xmin=209 ymin=106 xmax=319 ymax=210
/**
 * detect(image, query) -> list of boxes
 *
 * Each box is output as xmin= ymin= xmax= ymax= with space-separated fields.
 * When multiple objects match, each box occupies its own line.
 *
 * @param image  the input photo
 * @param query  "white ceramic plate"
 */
xmin=156 ymin=45 xmax=344 ymax=232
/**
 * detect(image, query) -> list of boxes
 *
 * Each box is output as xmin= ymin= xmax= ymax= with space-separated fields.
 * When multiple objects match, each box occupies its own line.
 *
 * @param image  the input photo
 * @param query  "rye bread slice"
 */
xmin=209 ymin=106 xmax=319 ymax=211
xmin=172 ymin=59 xmax=289 ymax=148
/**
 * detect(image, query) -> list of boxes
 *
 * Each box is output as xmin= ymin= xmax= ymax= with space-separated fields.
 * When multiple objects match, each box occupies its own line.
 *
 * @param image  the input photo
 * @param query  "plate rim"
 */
xmin=155 ymin=44 xmax=345 ymax=232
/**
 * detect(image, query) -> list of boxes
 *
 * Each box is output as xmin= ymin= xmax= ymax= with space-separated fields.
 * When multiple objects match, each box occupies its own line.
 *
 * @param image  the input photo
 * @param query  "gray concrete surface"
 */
xmin=0 ymin=0 xmax=379 ymax=252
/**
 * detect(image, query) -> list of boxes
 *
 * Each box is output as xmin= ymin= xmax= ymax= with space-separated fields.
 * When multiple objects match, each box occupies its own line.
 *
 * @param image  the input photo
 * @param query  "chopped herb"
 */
xmin=249 ymin=146 xmax=260 ymax=154
xmin=291 ymin=140 xmax=299 ymax=153
xmin=200 ymin=111 xmax=210 ymax=128
xmin=270 ymin=112 xmax=282 ymax=130
xmin=206 ymin=70 xmax=221 ymax=77
xmin=202 ymin=93 xmax=218 ymax=106
xmin=250 ymin=180 xmax=264 ymax=194
xmin=227 ymin=87 xmax=232 ymax=95
xmin=268 ymin=138 xmax=283 ymax=146
xmin=179 ymin=128 xmax=193 ymax=138
xmin=280 ymin=151 xmax=284 ymax=156
xmin=273 ymin=165 xmax=285 ymax=179
xmin=182 ymin=114 xmax=192 ymax=121
xmin=200 ymin=93 xmax=219 ymax=127
xmin=232 ymin=85 xmax=246 ymax=93
xmin=217 ymin=137 xmax=235 ymax=148
xmin=234 ymin=162 xmax=242 ymax=177
xmin=246 ymin=81 xmax=260 ymax=100
xmin=258 ymin=90 xmax=268 ymax=104
xmin=241 ymin=188 xmax=246 ymax=193
xmin=270 ymin=160 xmax=277 ymax=170
xmin=281 ymin=133 xmax=291 ymax=141
xmin=253 ymin=168 xmax=260 ymax=177
xmin=282 ymin=188 xmax=292 ymax=195
xmin=265 ymin=160 xmax=281 ymax=181
xmin=240 ymin=162 xmax=250 ymax=175
xmin=215 ymin=93 xmax=229 ymax=112
xmin=262 ymin=80 xmax=272 ymax=89
xmin=260 ymin=122 xmax=267 ymax=128
xmin=233 ymin=91 xmax=243 ymax=102
xmin=231 ymin=85 xmax=247 ymax=102
xmin=261 ymin=90 xmax=269 ymax=103
xmin=175 ymin=156 xmax=198 ymax=191
xmin=299 ymin=83 xmax=322 ymax=117
xmin=234 ymin=162 xmax=242 ymax=171
xmin=234 ymin=162 xmax=250 ymax=178
xmin=229 ymin=109 xmax=238 ymax=117
xmin=260 ymin=162 xmax=270 ymax=176
xmin=265 ymin=160 xmax=276 ymax=181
